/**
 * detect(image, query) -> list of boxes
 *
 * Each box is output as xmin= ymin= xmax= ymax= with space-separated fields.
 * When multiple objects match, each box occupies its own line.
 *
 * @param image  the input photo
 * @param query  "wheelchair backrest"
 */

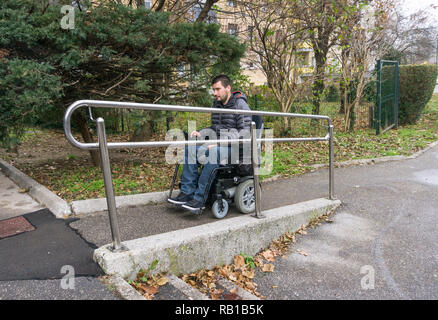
xmin=251 ymin=115 xmax=264 ymax=139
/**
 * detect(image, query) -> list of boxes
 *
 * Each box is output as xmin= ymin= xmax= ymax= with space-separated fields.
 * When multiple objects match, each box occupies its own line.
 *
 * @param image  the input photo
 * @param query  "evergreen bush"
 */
xmin=398 ymin=64 xmax=438 ymax=125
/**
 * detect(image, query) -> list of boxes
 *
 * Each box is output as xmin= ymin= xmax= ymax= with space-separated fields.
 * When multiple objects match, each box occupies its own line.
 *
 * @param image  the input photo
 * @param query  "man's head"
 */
xmin=212 ymin=74 xmax=232 ymax=104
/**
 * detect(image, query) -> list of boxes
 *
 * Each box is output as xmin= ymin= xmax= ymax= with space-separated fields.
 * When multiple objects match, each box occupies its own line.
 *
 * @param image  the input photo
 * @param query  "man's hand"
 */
xmin=190 ymin=131 xmax=201 ymax=138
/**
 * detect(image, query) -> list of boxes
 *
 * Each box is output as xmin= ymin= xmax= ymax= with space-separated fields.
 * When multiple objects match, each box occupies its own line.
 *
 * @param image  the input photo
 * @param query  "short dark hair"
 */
xmin=211 ymin=74 xmax=232 ymax=88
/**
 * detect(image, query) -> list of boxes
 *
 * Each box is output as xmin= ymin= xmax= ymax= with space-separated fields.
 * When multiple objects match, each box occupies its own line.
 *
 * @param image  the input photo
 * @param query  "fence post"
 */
xmin=394 ymin=61 xmax=399 ymax=129
xmin=375 ymin=60 xmax=382 ymax=135
xmin=329 ymin=124 xmax=335 ymax=200
xmin=250 ymin=121 xmax=264 ymax=219
xmin=96 ymin=117 xmax=127 ymax=252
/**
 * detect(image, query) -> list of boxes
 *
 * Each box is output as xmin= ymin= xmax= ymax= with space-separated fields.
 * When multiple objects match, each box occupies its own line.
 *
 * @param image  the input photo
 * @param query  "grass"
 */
xmin=261 ymin=94 xmax=438 ymax=179
xmin=20 ymin=161 xmax=175 ymax=201
xmin=6 ymin=94 xmax=438 ymax=201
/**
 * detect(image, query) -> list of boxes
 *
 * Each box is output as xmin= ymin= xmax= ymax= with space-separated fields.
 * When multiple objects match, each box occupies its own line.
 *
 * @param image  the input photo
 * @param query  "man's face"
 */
xmin=212 ymin=81 xmax=231 ymax=104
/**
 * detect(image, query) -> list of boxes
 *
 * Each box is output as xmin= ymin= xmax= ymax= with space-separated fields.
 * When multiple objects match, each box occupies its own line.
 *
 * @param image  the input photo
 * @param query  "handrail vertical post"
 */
xmin=250 ymin=121 xmax=264 ymax=219
xmin=328 ymin=124 xmax=335 ymax=200
xmin=96 ymin=117 xmax=127 ymax=252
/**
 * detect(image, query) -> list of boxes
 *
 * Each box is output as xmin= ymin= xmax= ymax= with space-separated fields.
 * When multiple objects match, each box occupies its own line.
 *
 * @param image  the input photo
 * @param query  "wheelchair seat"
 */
xmin=219 ymin=114 xmax=264 ymax=167
xmin=168 ymin=115 xmax=264 ymax=219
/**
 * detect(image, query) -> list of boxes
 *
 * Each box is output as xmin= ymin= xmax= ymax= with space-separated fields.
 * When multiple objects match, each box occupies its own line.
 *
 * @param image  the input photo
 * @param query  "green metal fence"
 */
xmin=375 ymin=60 xmax=399 ymax=135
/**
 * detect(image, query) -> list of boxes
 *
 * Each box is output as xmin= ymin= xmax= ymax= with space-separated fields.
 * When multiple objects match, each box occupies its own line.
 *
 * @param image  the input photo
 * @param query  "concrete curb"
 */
xmin=310 ymin=139 xmax=438 ymax=170
xmin=104 ymin=275 xmax=146 ymax=300
xmin=0 ymin=159 xmax=71 ymax=218
xmin=167 ymin=274 xmax=211 ymax=300
xmin=93 ymin=197 xmax=341 ymax=281
xmin=70 ymin=191 xmax=169 ymax=216
xmin=216 ymin=278 xmax=260 ymax=300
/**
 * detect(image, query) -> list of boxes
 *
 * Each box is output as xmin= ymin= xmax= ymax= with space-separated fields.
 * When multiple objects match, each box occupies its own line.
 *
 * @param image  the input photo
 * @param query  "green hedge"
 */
xmin=398 ymin=64 xmax=438 ymax=125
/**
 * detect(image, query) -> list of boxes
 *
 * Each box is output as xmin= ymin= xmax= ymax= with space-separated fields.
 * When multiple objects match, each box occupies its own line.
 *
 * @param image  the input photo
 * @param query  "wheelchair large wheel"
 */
xmin=234 ymin=179 xmax=255 ymax=214
xmin=212 ymin=199 xmax=229 ymax=219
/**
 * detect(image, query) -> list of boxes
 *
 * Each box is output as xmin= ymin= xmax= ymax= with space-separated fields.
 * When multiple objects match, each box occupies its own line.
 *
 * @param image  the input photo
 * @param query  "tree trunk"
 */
xmin=129 ymin=111 xmax=157 ymax=142
xmin=339 ymin=81 xmax=345 ymax=114
xmin=281 ymin=116 xmax=289 ymax=136
xmin=154 ymin=0 xmax=166 ymax=11
xmin=130 ymin=120 xmax=154 ymax=142
xmin=311 ymin=50 xmax=327 ymax=115
xmin=72 ymin=112 xmax=101 ymax=166
xmin=195 ymin=0 xmax=219 ymax=22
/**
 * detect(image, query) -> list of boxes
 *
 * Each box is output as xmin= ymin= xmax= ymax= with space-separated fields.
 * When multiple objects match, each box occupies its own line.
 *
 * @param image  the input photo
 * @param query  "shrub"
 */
xmin=325 ymin=84 xmax=340 ymax=102
xmin=0 ymin=0 xmax=245 ymax=150
xmin=398 ymin=64 xmax=438 ymax=125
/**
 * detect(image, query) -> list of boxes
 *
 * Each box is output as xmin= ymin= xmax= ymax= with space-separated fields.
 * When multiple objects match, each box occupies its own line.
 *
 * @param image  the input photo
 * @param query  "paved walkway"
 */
xmin=0 ymin=171 xmax=43 ymax=221
xmin=253 ymin=143 xmax=438 ymax=299
xmin=0 ymin=171 xmax=119 ymax=300
xmin=1 ymin=142 xmax=437 ymax=300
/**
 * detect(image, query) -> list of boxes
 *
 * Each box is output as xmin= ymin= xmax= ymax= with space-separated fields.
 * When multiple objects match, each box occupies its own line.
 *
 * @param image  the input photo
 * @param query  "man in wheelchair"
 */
xmin=167 ymin=74 xmax=257 ymax=217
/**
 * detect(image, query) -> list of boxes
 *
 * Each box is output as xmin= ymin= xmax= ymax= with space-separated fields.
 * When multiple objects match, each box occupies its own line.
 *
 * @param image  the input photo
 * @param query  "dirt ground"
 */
xmin=0 ymin=128 xmax=175 ymax=201
xmin=0 ymin=128 xmax=168 ymax=168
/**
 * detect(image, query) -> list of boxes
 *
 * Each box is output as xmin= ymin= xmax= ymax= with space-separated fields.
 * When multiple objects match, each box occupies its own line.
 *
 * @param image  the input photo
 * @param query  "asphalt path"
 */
xmin=252 ymin=143 xmax=438 ymax=299
xmin=0 ymin=209 xmax=118 ymax=300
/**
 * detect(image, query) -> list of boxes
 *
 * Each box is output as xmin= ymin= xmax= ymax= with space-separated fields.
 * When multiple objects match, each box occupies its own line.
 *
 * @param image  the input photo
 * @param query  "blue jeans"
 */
xmin=180 ymin=145 xmax=231 ymax=202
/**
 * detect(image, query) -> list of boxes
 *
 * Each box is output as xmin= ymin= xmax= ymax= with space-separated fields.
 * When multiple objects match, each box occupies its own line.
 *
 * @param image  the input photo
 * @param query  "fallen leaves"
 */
xmin=156 ymin=277 xmax=168 ymax=286
xmin=297 ymin=224 xmax=308 ymax=235
xmin=176 ymin=209 xmax=337 ymax=300
xmin=242 ymin=269 xmax=255 ymax=279
xmin=179 ymin=254 xmax=263 ymax=299
xmin=181 ymin=268 xmax=219 ymax=299
xmin=261 ymin=264 xmax=275 ymax=272
xmin=260 ymin=249 xmax=275 ymax=262
xmin=253 ymin=231 xmax=296 ymax=274
xmin=130 ymin=272 xmax=169 ymax=300
xmin=297 ymin=249 xmax=309 ymax=256
xmin=216 ymin=260 xmax=261 ymax=297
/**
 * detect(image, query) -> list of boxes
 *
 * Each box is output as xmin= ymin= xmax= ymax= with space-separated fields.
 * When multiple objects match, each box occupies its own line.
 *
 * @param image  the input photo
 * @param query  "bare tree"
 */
xmin=381 ymin=2 xmax=438 ymax=64
xmin=290 ymin=0 xmax=375 ymax=116
xmin=236 ymin=0 xmax=312 ymax=134
xmin=333 ymin=0 xmax=393 ymax=131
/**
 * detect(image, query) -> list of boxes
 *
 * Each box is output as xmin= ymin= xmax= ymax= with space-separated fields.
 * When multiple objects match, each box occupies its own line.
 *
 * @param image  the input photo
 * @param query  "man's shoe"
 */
xmin=182 ymin=199 xmax=205 ymax=212
xmin=168 ymin=192 xmax=192 ymax=205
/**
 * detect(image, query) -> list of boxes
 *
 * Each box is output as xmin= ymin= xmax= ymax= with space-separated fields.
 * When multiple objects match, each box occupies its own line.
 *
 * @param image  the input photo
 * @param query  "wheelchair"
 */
xmin=168 ymin=115 xmax=264 ymax=219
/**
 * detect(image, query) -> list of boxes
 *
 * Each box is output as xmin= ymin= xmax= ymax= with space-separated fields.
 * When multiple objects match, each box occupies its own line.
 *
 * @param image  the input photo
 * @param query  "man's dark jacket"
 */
xmin=200 ymin=91 xmax=252 ymax=140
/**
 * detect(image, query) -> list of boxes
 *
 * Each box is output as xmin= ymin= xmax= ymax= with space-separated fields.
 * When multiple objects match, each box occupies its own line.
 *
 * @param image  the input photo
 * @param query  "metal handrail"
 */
xmin=63 ymin=99 xmax=335 ymax=252
xmin=64 ymin=100 xmax=332 ymax=149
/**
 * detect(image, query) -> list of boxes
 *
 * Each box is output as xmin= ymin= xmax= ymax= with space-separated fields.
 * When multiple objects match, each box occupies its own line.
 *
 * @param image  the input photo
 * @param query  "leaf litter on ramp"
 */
xmin=177 ymin=209 xmax=336 ymax=299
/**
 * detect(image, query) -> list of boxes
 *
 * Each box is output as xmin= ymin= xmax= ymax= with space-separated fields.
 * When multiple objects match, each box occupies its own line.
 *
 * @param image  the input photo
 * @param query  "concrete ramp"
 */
xmin=94 ymin=198 xmax=341 ymax=280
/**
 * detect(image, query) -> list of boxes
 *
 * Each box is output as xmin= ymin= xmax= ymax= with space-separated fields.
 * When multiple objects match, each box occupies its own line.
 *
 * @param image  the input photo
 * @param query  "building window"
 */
xmin=228 ymin=24 xmax=238 ymax=36
xmin=144 ymin=0 xmax=152 ymax=9
xmin=177 ymin=64 xmax=186 ymax=77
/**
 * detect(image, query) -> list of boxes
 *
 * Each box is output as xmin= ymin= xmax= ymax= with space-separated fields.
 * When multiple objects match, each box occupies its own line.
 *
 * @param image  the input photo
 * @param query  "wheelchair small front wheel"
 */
xmin=234 ymin=179 xmax=255 ymax=214
xmin=212 ymin=199 xmax=229 ymax=219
